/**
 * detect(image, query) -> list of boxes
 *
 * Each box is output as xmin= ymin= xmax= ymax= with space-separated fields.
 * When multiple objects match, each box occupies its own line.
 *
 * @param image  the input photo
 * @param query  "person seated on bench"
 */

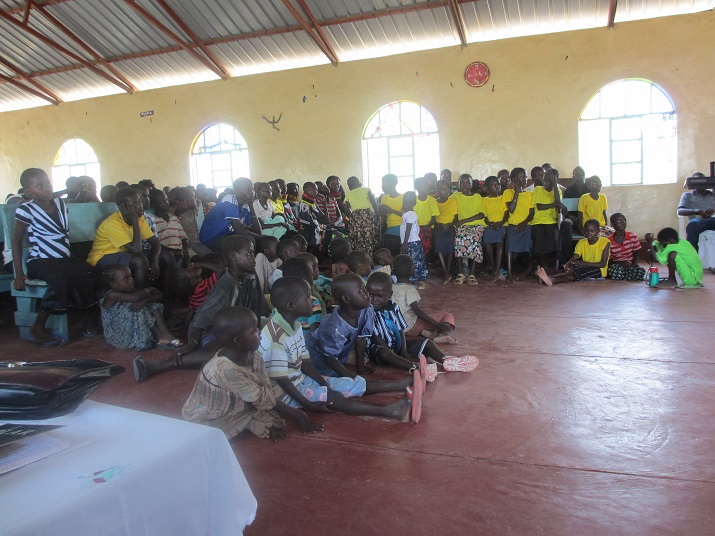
xmin=199 ymin=177 xmax=263 ymax=252
xmin=677 ymin=172 xmax=715 ymax=252
xmin=87 ymin=187 xmax=162 ymax=294
xmin=12 ymin=168 xmax=101 ymax=345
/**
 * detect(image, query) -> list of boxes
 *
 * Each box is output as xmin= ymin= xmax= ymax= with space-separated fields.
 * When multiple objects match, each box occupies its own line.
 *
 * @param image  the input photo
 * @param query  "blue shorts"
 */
xmin=96 ymin=251 xmax=151 ymax=268
xmin=282 ymin=375 xmax=367 ymax=408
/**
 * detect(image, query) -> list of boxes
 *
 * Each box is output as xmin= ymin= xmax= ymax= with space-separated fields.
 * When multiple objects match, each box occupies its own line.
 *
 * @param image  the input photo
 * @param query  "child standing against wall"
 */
xmin=433 ymin=179 xmax=458 ymax=285
xmin=482 ymin=176 xmax=509 ymax=283
xmin=344 ymin=176 xmax=380 ymax=254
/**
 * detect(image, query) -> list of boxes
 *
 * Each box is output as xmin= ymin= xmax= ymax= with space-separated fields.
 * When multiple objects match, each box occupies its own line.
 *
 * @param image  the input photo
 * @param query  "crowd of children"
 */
xmin=1 ymin=164 xmax=708 ymax=440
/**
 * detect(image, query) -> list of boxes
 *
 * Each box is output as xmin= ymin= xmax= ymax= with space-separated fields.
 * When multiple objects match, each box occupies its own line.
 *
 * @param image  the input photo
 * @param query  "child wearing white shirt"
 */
xmin=400 ymin=191 xmax=428 ymax=286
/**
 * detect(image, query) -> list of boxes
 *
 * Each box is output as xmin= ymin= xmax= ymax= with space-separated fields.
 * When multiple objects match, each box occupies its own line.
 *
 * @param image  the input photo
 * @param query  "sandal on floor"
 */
xmin=417 ymin=281 xmax=427 ymax=290
xmin=406 ymin=369 xmax=423 ymax=423
xmin=133 ymin=356 xmax=147 ymax=382
xmin=467 ymin=275 xmax=478 ymax=286
xmin=26 ymin=333 xmax=65 ymax=347
xmin=156 ymin=339 xmax=183 ymax=350
xmin=443 ymin=355 xmax=479 ymax=372
xmin=453 ymin=274 xmax=466 ymax=285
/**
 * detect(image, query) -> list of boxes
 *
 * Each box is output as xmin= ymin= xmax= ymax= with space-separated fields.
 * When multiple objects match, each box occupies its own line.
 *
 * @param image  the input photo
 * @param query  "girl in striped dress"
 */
xmin=12 ymin=168 xmax=101 ymax=345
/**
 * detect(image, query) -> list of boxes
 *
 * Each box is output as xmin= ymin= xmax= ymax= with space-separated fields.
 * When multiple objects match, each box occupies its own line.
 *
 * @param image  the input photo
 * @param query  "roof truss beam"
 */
xmin=607 ymin=0 xmax=618 ymax=27
xmin=447 ymin=0 xmax=468 ymax=46
xmin=32 ymin=0 xmax=137 ymax=91
xmin=0 ymin=6 xmax=133 ymax=93
xmin=281 ymin=0 xmax=338 ymax=65
xmin=124 ymin=0 xmax=228 ymax=80
xmin=0 ymin=54 xmax=62 ymax=104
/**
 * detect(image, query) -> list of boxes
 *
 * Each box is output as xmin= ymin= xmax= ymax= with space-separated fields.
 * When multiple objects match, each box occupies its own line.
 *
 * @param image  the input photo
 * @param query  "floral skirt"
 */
xmin=349 ymin=208 xmax=377 ymax=253
xmin=454 ymin=225 xmax=484 ymax=262
xmin=407 ymin=241 xmax=428 ymax=283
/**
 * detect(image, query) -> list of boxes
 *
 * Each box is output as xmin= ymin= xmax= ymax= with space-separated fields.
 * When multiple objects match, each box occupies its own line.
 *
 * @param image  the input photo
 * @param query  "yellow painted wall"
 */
xmin=0 ymin=11 xmax=713 ymax=236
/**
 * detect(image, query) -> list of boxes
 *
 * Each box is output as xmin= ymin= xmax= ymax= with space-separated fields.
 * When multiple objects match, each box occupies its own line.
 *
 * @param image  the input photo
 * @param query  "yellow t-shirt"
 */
xmin=531 ymin=186 xmax=558 ymax=225
xmin=502 ymin=189 xmax=534 ymax=226
xmin=435 ymin=197 xmax=457 ymax=224
xmin=578 ymin=193 xmax=608 ymax=226
xmin=414 ymin=196 xmax=440 ymax=226
xmin=381 ymin=194 xmax=404 ymax=228
xmin=451 ymin=192 xmax=485 ymax=226
xmin=270 ymin=198 xmax=285 ymax=214
xmin=574 ymin=236 xmax=610 ymax=277
xmin=482 ymin=195 xmax=508 ymax=224
xmin=345 ymin=187 xmax=373 ymax=212
xmin=87 ymin=212 xmax=154 ymax=266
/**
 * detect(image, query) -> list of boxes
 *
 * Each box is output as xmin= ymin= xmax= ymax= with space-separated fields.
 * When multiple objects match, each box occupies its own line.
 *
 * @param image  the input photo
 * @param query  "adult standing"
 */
xmin=677 ymin=173 xmax=715 ymax=251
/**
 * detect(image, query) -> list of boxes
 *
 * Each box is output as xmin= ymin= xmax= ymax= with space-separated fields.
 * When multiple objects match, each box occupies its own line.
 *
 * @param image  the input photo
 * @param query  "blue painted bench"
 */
xmin=0 ymin=202 xmax=119 ymax=341
xmin=561 ymin=197 xmax=584 ymax=240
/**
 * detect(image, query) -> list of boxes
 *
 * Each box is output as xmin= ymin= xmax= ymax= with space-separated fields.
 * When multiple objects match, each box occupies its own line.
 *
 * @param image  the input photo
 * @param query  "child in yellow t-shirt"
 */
xmin=434 ymin=179 xmax=457 ymax=285
xmin=536 ymin=219 xmax=610 ymax=285
xmin=379 ymin=174 xmax=403 ymax=255
xmin=482 ymin=176 xmax=509 ymax=282
xmin=578 ymin=176 xmax=609 ymax=233
xmin=531 ymin=171 xmax=566 ymax=272
xmin=451 ymin=174 xmax=485 ymax=286
xmin=502 ymin=168 xmax=534 ymax=282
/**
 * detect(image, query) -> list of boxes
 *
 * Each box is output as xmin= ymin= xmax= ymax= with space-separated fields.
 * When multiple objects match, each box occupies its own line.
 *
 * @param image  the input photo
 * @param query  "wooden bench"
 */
xmin=0 ymin=202 xmax=119 ymax=341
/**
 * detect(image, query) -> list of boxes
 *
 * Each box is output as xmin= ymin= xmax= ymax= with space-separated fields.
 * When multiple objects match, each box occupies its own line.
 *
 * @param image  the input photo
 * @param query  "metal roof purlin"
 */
xmin=0 ymin=54 xmax=62 ymax=104
xmin=153 ymin=0 xmax=230 ymax=79
xmin=0 ymin=7 xmax=134 ymax=93
xmin=32 ymin=1 xmax=138 ymax=91
xmin=124 ymin=0 xmax=227 ymax=80
xmin=3 ymin=0 xmax=70 ymax=16
xmin=447 ymin=0 xmax=469 ymax=46
xmin=281 ymin=0 xmax=338 ymax=65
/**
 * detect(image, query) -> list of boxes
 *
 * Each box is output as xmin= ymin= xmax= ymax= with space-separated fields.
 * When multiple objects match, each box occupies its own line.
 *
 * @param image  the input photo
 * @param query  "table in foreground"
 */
xmin=0 ymin=400 xmax=257 ymax=536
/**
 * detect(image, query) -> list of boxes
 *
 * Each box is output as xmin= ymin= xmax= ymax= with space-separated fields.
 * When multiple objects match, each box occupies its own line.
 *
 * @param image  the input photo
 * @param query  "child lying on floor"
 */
xmin=182 ymin=306 xmax=323 ymax=439
xmin=646 ymin=227 xmax=704 ymax=288
xmin=261 ymin=276 xmax=422 ymax=422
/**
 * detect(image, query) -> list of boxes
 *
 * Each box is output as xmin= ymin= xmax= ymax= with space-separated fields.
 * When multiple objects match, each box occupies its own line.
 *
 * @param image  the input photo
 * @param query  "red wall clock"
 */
xmin=464 ymin=61 xmax=490 ymax=87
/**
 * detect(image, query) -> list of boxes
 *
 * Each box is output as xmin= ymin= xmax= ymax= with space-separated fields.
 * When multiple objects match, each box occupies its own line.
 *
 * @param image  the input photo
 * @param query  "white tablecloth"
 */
xmin=0 ymin=401 xmax=257 ymax=535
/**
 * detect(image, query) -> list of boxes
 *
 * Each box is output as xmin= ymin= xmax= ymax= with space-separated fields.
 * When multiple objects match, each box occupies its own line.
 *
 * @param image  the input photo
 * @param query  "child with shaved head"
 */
xmin=182 ymin=306 xmax=323 ymax=439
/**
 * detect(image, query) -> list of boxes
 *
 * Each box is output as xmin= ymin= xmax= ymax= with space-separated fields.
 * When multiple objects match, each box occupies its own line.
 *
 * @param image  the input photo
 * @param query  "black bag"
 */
xmin=0 ymin=359 xmax=125 ymax=420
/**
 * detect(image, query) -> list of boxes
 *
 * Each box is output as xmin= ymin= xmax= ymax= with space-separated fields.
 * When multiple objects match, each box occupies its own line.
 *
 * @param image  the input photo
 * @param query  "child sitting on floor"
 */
xmin=267 ymin=239 xmax=300 ymax=289
xmin=347 ymin=250 xmax=372 ymax=280
xmin=372 ymin=248 xmax=394 ymax=277
xmin=281 ymin=257 xmax=326 ymax=332
xmin=329 ymin=238 xmax=352 ymax=278
xmin=536 ymin=219 xmax=610 ymax=285
xmin=646 ymin=227 xmax=703 ymax=288
xmin=255 ymin=235 xmax=281 ymax=293
xmin=392 ymin=254 xmax=458 ymax=345
xmin=607 ymin=213 xmax=646 ymax=281
xmin=182 ymin=306 xmax=323 ymax=439
xmin=366 ymin=272 xmax=477 ymax=376
xmin=173 ymin=253 xmax=226 ymax=337
xmin=262 ymin=276 xmax=421 ymax=423
xmin=100 ymin=264 xmax=181 ymax=351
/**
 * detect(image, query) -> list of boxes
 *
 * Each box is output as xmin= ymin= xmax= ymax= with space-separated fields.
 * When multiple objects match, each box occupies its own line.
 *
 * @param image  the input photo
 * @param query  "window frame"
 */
xmin=51 ymin=138 xmax=101 ymax=191
xmin=189 ymin=123 xmax=250 ymax=191
xmin=578 ymin=79 xmax=677 ymax=187
xmin=361 ymin=101 xmax=440 ymax=194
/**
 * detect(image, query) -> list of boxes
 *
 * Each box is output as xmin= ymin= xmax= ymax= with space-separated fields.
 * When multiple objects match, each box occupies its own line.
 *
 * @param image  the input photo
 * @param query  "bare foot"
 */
xmin=29 ymin=325 xmax=58 ymax=345
xmin=393 ymin=396 xmax=412 ymax=423
xmin=421 ymin=329 xmax=438 ymax=340
xmin=535 ymin=266 xmax=553 ymax=286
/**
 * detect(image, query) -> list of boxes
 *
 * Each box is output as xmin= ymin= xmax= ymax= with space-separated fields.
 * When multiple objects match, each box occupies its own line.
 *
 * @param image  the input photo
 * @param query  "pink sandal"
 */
xmin=442 ymin=355 xmax=479 ymax=372
xmin=406 ymin=369 xmax=423 ymax=423
xmin=418 ymin=354 xmax=428 ymax=392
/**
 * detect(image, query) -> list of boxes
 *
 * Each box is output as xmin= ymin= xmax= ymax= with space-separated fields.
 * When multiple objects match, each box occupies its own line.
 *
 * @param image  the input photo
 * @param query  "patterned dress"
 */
xmin=100 ymin=294 xmax=163 ymax=350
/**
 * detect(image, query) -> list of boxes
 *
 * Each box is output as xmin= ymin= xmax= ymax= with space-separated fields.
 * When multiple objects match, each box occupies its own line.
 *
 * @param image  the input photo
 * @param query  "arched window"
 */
xmin=578 ymin=79 xmax=676 ymax=186
xmin=362 ymin=101 xmax=439 ymax=193
xmin=51 ymin=139 xmax=101 ymax=191
xmin=190 ymin=123 xmax=249 ymax=190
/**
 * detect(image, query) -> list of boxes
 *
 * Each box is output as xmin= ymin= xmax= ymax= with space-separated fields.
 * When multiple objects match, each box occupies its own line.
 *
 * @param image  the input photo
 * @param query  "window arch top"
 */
xmin=51 ymin=138 xmax=100 ymax=190
xmin=580 ymin=79 xmax=675 ymax=120
xmin=191 ymin=123 xmax=248 ymax=154
xmin=363 ymin=101 xmax=438 ymax=139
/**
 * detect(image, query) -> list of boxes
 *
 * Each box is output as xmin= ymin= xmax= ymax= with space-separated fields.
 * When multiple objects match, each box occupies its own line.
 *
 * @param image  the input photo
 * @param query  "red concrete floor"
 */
xmin=1 ymin=274 xmax=714 ymax=535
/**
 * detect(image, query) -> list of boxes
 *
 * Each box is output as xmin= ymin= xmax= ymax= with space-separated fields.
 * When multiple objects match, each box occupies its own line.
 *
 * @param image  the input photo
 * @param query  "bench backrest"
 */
xmin=1 ymin=202 xmax=119 ymax=273
xmin=561 ymin=198 xmax=579 ymax=212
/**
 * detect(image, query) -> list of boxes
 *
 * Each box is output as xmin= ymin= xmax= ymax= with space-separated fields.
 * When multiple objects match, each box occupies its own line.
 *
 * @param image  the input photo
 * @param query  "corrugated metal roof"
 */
xmin=0 ymin=0 xmax=712 ymax=112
